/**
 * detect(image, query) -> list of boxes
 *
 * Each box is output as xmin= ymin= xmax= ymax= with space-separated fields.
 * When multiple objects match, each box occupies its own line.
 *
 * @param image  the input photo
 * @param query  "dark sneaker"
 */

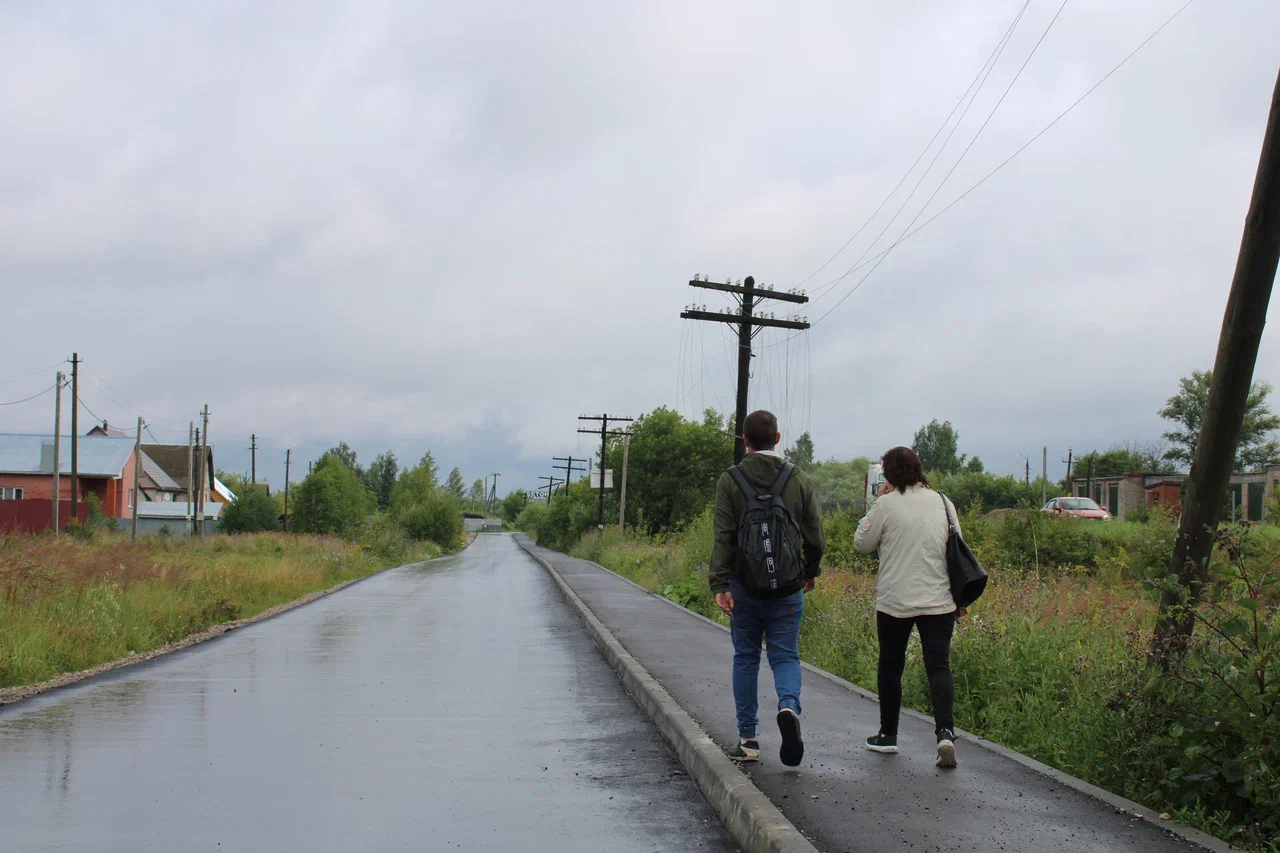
xmin=777 ymin=708 xmax=804 ymax=767
xmin=936 ymin=729 xmax=957 ymax=768
xmin=727 ymin=740 xmax=760 ymax=762
xmin=865 ymin=732 xmax=899 ymax=754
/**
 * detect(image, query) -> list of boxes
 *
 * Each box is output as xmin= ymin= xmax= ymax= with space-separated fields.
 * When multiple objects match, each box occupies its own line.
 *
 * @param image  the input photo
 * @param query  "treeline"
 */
xmin=221 ymin=442 xmax=489 ymax=553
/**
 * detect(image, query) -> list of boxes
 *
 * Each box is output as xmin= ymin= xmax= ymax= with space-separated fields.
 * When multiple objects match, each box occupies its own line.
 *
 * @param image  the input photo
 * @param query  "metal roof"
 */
xmin=140 ymin=452 xmax=182 ymax=492
xmin=0 ymin=433 xmax=135 ymax=477
xmin=136 ymin=501 xmax=223 ymax=519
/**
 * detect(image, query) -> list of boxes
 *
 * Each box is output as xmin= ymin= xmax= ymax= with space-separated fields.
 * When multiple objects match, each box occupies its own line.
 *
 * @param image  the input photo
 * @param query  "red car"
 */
xmin=1043 ymin=497 xmax=1112 ymax=522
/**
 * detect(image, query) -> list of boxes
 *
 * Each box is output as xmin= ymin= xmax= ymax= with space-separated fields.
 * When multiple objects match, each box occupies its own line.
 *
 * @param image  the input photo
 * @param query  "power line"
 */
xmin=762 ymin=0 xmax=1195 ymax=346
xmin=796 ymin=0 xmax=1031 ymax=292
xmin=0 ymin=384 xmax=55 ymax=406
xmin=0 ymin=362 xmax=63 ymax=388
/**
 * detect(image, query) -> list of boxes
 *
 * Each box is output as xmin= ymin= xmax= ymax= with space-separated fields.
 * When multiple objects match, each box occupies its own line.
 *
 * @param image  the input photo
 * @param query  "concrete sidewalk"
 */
xmin=519 ymin=537 xmax=1221 ymax=853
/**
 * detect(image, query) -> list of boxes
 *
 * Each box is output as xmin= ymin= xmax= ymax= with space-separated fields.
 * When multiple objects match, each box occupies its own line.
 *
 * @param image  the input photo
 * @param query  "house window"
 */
xmin=0 ymin=487 xmax=23 ymax=500
xmin=128 ymin=489 xmax=135 ymax=508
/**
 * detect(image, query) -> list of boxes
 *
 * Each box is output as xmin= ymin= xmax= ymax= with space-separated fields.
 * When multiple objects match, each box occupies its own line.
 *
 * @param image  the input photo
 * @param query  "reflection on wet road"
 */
xmin=0 ymin=535 xmax=735 ymax=852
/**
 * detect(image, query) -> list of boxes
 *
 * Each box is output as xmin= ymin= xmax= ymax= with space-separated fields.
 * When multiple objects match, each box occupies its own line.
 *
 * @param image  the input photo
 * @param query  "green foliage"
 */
xmin=445 ymin=467 xmax=466 ymax=501
xmin=526 ymin=479 xmax=600 ymax=551
xmin=85 ymin=493 xmax=105 ymax=525
xmin=467 ymin=479 xmax=485 ymax=506
xmin=514 ymin=501 xmax=547 ymax=534
xmin=914 ymin=419 xmax=964 ymax=473
xmin=386 ymin=452 xmax=461 ymax=548
xmin=785 ymin=432 xmax=815 ymax=470
xmin=220 ymin=486 xmax=282 ymax=534
xmin=1074 ymin=442 xmax=1176 ymax=483
xmin=501 ymin=489 xmax=530 ymax=524
xmin=1135 ymin=528 xmax=1280 ymax=844
xmin=388 ymin=452 xmax=441 ymax=517
xmin=605 ymin=407 xmax=733 ymax=535
xmin=1161 ymin=370 xmax=1280 ymax=472
xmin=320 ymin=442 xmax=365 ymax=480
xmin=931 ymin=470 xmax=1063 ymax=514
xmin=808 ymin=457 xmax=871 ymax=509
xmin=291 ymin=455 xmax=374 ymax=535
xmin=364 ymin=451 xmax=399 ymax=510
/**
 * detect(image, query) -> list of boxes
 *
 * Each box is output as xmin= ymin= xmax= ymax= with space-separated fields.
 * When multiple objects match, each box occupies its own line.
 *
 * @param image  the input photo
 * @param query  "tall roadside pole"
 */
xmin=284 ymin=449 xmax=292 ymax=533
xmin=681 ymin=276 xmax=810 ymax=463
xmin=578 ymin=414 xmax=633 ymax=531
xmin=1153 ymin=67 xmax=1280 ymax=664
xmin=131 ymin=417 xmax=143 ymax=542
xmin=618 ymin=435 xmax=631 ymax=534
xmin=1041 ymin=447 xmax=1048 ymax=506
xmin=551 ymin=456 xmax=587 ymax=496
xmin=187 ymin=423 xmax=195 ymax=536
xmin=51 ymin=371 xmax=64 ymax=533
xmin=70 ymin=352 xmax=79 ymax=522
xmin=250 ymin=434 xmax=257 ymax=485
xmin=538 ymin=475 xmax=563 ymax=503
xmin=197 ymin=405 xmax=210 ymax=536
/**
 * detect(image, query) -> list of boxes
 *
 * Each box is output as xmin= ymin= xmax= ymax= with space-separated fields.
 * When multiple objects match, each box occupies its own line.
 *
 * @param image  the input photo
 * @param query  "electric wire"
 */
xmin=0 ymin=362 xmax=63 ymax=388
xmin=0 ymin=385 xmax=55 ymax=406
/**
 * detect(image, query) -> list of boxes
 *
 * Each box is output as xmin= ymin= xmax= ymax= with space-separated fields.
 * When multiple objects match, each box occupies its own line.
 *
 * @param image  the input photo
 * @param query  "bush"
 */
xmin=515 ymin=502 xmax=547 ymax=534
xmin=221 ymin=487 xmax=282 ymax=534
xmin=395 ymin=492 xmax=463 ymax=548
xmin=351 ymin=516 xmax=411 ymax=563
xmin=291 ymin=456 xmax=374 ymax=535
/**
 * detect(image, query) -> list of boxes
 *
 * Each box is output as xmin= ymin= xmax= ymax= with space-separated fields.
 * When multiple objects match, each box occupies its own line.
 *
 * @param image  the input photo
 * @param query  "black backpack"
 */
xmin=728 ymin=462 xmax=805 ymax=595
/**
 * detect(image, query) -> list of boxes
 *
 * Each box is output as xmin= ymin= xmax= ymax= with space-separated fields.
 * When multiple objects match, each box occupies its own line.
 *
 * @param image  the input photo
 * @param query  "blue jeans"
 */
xmin=729 ymin=579 xmax=805 ymax=740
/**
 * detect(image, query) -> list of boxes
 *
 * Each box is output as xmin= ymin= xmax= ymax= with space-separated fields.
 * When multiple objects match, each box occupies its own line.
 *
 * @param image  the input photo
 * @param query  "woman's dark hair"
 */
xmin=882 ymin=446 xmax=930 ymax=494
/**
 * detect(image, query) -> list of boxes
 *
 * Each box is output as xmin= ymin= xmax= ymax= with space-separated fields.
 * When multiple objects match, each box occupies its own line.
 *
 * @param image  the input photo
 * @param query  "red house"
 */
xmin=0 ymin=433 xmax=142 ymax=530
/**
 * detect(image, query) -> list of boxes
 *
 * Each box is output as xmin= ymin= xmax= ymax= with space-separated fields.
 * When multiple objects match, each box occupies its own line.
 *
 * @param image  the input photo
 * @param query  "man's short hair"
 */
xmin=743 ymin=410 xmax=779 ymax=451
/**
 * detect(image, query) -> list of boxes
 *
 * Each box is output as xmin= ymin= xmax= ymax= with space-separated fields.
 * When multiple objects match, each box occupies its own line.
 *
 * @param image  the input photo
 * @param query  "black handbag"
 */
xmin=940 ymin=492 xmax=987 ymax=607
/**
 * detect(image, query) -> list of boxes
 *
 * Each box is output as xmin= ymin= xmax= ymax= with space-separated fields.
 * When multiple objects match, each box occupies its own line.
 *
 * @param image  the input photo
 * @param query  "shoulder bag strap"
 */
xmin=939 ymin=491 xmax=958 ymax=534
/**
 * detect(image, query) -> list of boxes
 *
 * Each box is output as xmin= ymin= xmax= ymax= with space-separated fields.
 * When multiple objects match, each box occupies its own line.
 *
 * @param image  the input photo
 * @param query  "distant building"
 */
xmin=1070 ymin=468 xmax=1280 ymax=522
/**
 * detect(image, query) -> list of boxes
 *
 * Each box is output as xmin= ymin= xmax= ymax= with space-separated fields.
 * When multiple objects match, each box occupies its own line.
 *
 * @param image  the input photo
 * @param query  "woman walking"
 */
xmin=854 ymin=446 xmax=964 ymax=768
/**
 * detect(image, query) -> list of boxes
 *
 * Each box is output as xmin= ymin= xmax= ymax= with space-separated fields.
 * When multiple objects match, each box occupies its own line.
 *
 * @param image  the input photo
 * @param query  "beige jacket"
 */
xmin=854 ymin=484 xmax=957 ymax=618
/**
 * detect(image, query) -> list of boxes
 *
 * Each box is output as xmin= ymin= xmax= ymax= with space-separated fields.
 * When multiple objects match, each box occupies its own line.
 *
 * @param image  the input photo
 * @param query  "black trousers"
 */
xmin=876 ymin=610 xmax=956 ymax=737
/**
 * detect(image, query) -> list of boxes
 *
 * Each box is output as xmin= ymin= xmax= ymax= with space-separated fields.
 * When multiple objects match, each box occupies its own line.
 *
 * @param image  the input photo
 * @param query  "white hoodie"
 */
xmin=854 ymin=484 xmax=957 ymax=618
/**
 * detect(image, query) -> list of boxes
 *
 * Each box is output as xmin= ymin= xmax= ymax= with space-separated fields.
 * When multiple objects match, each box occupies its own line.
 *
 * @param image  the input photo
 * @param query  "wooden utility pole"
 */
xmin=69 ymin=352 xmax=79 ymax=521
xmin=197 ymin=405 xmax=209 ymax=536
xmin=187 ymin=422 xmax=194 ymax=536
xmin=551 ymin=456 xmax=587 ymax=496
xmin=487 ymin=473 xmax=501 ymax=511
xmin=1062 ymin=448 xmax=1073 ymax=493
xmin=578 ymin=414 xmax=633 ymax=530
xmin=1041 ymin=447 xmax=1048 ymax=506
xmin=618 ymin=436 xmax=631 ymax=534
xmin=284 ymin=449 xmax=292 ymax=532
xmin=51 ymin=372 xmax=64 ymax=533
xmin=680 ymin=276 xmax=810 ymax=463
xmin=538 ymin=475 xmax=563 ymax=503
xmin=251 ymin=434 xmax=257 ymax=485
xmin=131 ymin=417 xmax=143 ymax=542
xmin=1153 ymin=67 xmax=1280 ymax=663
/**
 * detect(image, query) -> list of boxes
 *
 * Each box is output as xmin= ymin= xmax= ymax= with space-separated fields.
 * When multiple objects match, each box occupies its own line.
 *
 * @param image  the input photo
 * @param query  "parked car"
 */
xmin=1043 ymin=496 xmax=1112 ymax=522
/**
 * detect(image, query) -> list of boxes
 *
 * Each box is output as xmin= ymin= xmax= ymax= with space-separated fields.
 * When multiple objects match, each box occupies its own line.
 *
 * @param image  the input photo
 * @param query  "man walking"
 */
xmin=711 ymin=410 xmax=824 ymax=766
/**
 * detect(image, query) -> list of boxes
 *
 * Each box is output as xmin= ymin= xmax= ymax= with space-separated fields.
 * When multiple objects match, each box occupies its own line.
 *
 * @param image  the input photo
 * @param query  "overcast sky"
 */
xmin=2 ymin=0 xmax=1278 ymax=495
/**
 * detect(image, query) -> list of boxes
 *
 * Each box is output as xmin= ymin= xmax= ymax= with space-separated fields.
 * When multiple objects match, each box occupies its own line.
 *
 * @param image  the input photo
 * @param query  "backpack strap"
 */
xmin=939 ymin=491 xmax=957 ymax=533
xmin=770 ymin=462 xmax=797 ymax=500
xmin=727 ymin=466 xmax=764 ymax=509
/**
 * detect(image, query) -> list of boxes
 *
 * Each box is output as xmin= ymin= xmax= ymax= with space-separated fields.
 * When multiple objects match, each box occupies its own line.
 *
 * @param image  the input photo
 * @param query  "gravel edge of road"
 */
xmin=546 ymin=546 xmax=1234 ymax=853
xmin=515 ymin=535 xmax=819 ymax=853
xmin=0 ymin=551 xmax=455 ymax=709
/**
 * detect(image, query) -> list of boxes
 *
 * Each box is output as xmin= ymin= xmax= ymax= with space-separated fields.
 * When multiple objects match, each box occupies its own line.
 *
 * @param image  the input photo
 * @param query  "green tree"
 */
xmin=807 ymin=457 xmax=872 ymax=508
xmin=605 ymin=407 xmax=733 ymax=535
xmin=501 ymin=489 xmax=530 ymax=524
xmin=221 ymin=487 xmax=281 ymax=533
xmin=364 ymin=451 xmax=399 ymax=510
xmin=396 ymin=493 xmax=463 ymax=546
xmin=467 ymin=479 xmax=485 ymax=507
xmin=1074 ymin=442 xmax=1175 ymax=481
xmin=785 ymin=432 xmax=815 ymax=470
xmin=292 ymin=455 xmax=374 ymax=535
xmin=913 ymin=419 xmax=964 ymax=473
xmin=389 ymin=453 xmax=442 ymax=518
xmin=1160 ymin=370 xmax=1280 ymax=472
xmin=965 ymin=456 xmax=985 ymax=474
xmin=446 ymin=467 xmax=466 ymax=501
xmin=320 ymin=442 xmax=364 ymax=480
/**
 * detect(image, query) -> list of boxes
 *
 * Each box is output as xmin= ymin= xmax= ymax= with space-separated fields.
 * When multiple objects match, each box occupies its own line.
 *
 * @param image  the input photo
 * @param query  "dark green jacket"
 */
xmin=710 ymin=452 xmax=824 ymax=595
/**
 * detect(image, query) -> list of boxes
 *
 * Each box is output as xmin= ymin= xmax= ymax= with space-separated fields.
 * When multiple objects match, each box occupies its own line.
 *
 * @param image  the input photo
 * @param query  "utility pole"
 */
xmin=551 ymin=456 xmax=588 ymax=496
xmin=680 ymin=276 xmax=810 ymax=463
xmin=1021 ymin=455 xmax=1031 ymax=501
xmin=1041 ymin=447 xmax=1048 ymax=506
xmin=1154 ymin=67 xmax=1280 ymax=664
xmin=284 ymin=449 xmax=292 ymax=533
xmin=52 ymin=372 xmax=64 ymax=533
xmin=187 ymin=423 xmax=195 ymax=536
xmin=1087 ymin=457 xmax=1095 ymax=503
xmin=487 ymin=473 xmax=501 ymax=511
xmin=538 ymin=475 xmax=563 ymax=503
xmin=618 ymin=435 xmax=631 ymax=534
xmin=197 ymin=405 xmax=209 ymax=536
xmin=1062 ymin=448 xmax=1073 ymax=494
xmin=251 ymin=434 xmax=257 ymax=485
xmin=578 ymin=414 xmax=634 ymax=530
xmin=69 ymin=352 xmax=79 ymax=522
xmin=131 ymin=417 xmax=143 ymax=542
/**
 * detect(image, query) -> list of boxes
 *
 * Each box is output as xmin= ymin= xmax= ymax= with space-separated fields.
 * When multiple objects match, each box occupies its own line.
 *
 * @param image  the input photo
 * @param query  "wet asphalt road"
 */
xmin=0 ymin=535 xmax=737 ymax=853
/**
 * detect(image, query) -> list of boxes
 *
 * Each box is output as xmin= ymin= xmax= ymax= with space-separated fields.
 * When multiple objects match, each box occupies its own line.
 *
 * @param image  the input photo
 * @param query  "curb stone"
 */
xmin=532 ymin=542 xmax=1231 ymax=853
xmin=515 ymin=535 xmax=819 ymax=853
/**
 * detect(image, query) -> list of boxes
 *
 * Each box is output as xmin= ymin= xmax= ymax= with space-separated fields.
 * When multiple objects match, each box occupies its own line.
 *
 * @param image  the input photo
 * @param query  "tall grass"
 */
xmin=0 ymin=532 xmax=438 ymax=689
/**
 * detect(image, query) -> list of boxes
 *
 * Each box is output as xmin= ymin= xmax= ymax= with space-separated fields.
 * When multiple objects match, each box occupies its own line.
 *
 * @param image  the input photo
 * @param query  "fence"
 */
xmin=0 ymin=500 xmax=89 ymax=534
